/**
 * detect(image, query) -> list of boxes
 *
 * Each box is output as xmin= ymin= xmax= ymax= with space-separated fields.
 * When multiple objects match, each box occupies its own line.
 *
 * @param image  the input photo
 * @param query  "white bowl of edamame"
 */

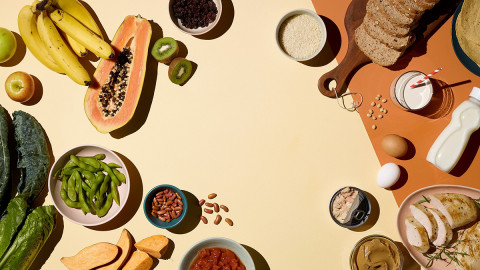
xmin=48 ymin=144 xmax=130 ymax=226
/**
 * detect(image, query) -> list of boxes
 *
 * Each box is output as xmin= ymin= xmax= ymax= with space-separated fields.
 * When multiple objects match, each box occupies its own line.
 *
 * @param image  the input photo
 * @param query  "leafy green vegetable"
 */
xmin=13 ymin=111 xmax=50 ymax=204
xmin=0 ymin=205 xmax=56 ymax=270
xmin=0 ymin=105 xmax=10 ymax=214
xmin=0 ymin=195 xmax=28 ymax=259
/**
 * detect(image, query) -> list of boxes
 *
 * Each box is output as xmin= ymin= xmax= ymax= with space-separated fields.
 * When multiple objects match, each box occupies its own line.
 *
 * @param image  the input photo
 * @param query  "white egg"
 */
xmin=377 ymin=163 xmax=401 ymax=188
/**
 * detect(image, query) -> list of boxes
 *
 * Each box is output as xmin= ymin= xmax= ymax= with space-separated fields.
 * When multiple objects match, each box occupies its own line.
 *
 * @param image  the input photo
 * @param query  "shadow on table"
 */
xmin=396 ymin=241 xmax=421 ymax=270
xmin=22 ymin=75 xmax=44 ymax=106
xmin=196 ymin=0 xmax=234 ymax=40
xmin=87 ymin=152 xmax=143 ymax=231
xmin=242 ymin=244 xmax=270 ymax=270
xmin=30 ymin=214 xmax=64 ymax=270
xmin=351 ymin=191 xmax=379 ymax=232
xmin=300 ymin=15 xmax=341 ymax=68
xmin=451 ymin=128 xmax=480 ymax=177
xmin=389 ymin=165 xmax=408 ymax=191
xmin=168 ymin=191 xmax=201 ymax=234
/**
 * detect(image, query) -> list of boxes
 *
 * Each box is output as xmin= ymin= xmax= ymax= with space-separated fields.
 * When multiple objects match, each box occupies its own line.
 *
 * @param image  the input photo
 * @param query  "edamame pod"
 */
xmin=61 ymin=190 xmax=81 ymax=208
xmin=70 ymin=155 xmax=97 ymax=172
xmin=61 ymin=175 xmax=68 ymax=191
xmin=107 ymin=162 xmax=121 ymax=168
xmin=81 ymin=170 xmax=96 ymax=184
xmin=60 ymin=167 xmax=79 ymax=176
xmin=100 ymin=162 xmax=120 ymax=186
xmin=112 ymin=168 xmax=126 ymax=184
xmin=93 ymin=153 xmax=106 ymax=160
xmin=81 ymin=182 xmax=91 ymax=194
xmin=78 ymin=156 xmax=101 ymax=169
xmin=111 ymin=181 xmax=120 ymax=206
xmin=89 ymin=175 xmax=104 ymax=199
xmin=99 ymin=174 xmax=111 ymax=196
xmin=78 ymin=188 xmax=90 ymax=215
xmin=63 ymin=159 xmax=77 ymax=168
xmin=97 ymin=192 xmax=113 ymax=218
xmin=67 ymin=174 xmax=77 ymax=201
xmin=95 ymin=190 xmax=104 ymax=209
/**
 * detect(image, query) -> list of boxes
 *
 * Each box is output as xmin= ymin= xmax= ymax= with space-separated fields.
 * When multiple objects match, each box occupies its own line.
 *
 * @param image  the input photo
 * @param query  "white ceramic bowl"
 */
xmin=48 ymin=145 xmax=130 ymax=226
xmin=169 ymin=0 xmax=222 ymax=36
xmin=179 ymin=237 xmax=255 ymax=270
xmin=275 ymin=9 xmax=327 ymax=61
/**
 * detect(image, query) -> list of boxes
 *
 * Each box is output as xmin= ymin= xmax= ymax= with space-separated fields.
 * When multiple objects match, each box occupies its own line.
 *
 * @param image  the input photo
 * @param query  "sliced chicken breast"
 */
xmin=405 ymin=216 xmax=430 ymax=253
xmin=410 ymin=203 xmax=438 ymax=241
xmin=456 ymin=221 xmax=480 ymax=270
xmin=427 ymin=208 xmax=453 ymax=247
xmin=430 ymin=193 xmax=478 ymax=229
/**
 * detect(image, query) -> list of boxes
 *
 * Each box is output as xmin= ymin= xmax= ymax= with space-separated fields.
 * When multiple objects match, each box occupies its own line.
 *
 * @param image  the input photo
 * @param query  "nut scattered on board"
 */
xmin=205 ymin=202 xmax=214 ymax=207
xmin=378 ymin=115 xmax=383 ymax=119
xmin=201 ymin=216 xmax=208 ymax=224
xmin=204 ymin=208 xmax=213 ymax=214
xmin=214 ymin=203 xmax=219 ymax=212
xmin=199 ymin=199 xmax=205 ymax=206
xmin=214 ymin=215 xmax=222 ymax=225
xmin=372 ymin=125 xmax=377 ymax=130
xmin=367 ymin=114 xmax=372 ymax=117
xmin=208 ymin=193 xmax=217 ymax=199
xmin=220 ymin=205 xmax=229 ymax=212
xmin=225 ymin=218 xmax=233 ymax=226
xmin=368 ymin=109 xmax=373 ymax=114
xmin=377 ymin=104 xmax=382 ymax=108
xmin=371 ymin=102 xmax=376 ymax=106
xmin=382 ymin=99 xmax=387 ymax=103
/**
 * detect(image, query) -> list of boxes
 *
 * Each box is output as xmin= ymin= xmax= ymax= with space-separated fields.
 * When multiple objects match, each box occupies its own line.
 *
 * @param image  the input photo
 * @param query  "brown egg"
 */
xmin=381 ymin=134 xmax=408 ymax=158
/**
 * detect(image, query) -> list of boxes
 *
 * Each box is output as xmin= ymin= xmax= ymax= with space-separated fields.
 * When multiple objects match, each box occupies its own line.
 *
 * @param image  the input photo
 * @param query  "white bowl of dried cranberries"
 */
xmin=169 ymin=0 xmax=222 ymax=35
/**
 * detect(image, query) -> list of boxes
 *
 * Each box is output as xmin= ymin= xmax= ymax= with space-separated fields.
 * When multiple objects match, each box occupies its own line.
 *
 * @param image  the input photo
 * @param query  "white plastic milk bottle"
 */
xmin=427 ymin=87 xmax=480 ymax=172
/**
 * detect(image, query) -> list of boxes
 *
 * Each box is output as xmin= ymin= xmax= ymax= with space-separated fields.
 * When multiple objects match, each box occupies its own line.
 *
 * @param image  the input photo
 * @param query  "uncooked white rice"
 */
xmin=279 ymin=14 xmax=322 ymax=59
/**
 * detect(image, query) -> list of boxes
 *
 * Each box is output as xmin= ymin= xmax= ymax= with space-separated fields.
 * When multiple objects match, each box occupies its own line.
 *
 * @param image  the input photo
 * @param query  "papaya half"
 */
xmin=85 ymin=15 xmax=152 ymax=133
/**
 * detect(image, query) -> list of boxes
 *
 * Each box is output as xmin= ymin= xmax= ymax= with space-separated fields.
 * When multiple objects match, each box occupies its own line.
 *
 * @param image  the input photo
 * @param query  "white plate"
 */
xmin=48 ymin=145 xmax=130 ymax=226
xmin=397 ymin=185 xmax=480 ymax=269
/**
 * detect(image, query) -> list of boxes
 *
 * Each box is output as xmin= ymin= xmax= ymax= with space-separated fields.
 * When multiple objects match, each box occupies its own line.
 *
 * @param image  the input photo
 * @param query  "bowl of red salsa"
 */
xmin=179 ymin=237 xmax=255 ymax=270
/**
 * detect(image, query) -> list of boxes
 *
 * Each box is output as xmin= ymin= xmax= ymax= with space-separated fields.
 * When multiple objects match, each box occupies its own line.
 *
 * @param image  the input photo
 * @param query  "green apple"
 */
xmin=0 ymin=27 xmax=16 ymax=63
xmin=5 ymin=71 xmax=35 ymax=103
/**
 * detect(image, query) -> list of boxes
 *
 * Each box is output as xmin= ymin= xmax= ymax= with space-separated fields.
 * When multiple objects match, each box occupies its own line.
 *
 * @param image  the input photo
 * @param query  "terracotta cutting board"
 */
xmin=311 ymin=0 xmax=480 ymax=205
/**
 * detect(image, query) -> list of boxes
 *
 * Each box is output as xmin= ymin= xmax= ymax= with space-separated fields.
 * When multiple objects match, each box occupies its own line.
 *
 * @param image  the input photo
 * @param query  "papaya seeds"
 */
xmin=151 ymin=37 xmax=179 ymax=64
xmin=168 ymin=58 xmax=192 ymax=85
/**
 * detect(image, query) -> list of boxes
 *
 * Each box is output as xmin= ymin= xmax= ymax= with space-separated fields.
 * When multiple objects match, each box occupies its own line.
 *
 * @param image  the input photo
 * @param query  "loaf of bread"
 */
xmin=356 ymin=0 xmax=440 ymax=66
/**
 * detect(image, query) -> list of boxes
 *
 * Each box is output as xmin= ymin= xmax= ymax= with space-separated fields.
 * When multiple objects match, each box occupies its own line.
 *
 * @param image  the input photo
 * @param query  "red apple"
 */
xmin=5 ymin=71 xmax=35 ymax=103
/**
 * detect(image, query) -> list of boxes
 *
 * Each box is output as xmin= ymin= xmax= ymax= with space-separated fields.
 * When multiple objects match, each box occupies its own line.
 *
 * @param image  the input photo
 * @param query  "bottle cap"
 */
xmin=470 ymin=87 xmax=480 ymax=101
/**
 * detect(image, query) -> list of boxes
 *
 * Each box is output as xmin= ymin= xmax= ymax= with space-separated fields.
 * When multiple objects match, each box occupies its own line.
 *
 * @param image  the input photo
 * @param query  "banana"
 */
xmin=50 ymin=9 xmax=114 ymax=59
xmin=64 ymin=31 xmax=87 ymax=57
xmin=52 ymin=0 xmax=103 ymax=39
xmin=17 ymin=5 xmax=63 ymax=73
xmin=37 ymin=11 xmax=91 ymax=86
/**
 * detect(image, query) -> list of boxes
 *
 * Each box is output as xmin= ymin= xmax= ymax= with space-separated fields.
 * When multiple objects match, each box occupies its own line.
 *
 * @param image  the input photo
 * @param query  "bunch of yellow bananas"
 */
xmin=18 ymin=0 xmax=115 ymax=86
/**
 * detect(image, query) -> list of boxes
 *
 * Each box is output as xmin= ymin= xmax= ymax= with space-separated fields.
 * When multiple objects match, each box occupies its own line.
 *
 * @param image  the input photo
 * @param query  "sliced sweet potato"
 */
xmin=134 ymin=235 xmax=169 ymax=258
xmin=121 ymin=251 xmax=153 ymax=270
xmin=98 ymin=229 xmax=134 ymax=270
xmin=61 ymin=242 xmax=119 ymax=270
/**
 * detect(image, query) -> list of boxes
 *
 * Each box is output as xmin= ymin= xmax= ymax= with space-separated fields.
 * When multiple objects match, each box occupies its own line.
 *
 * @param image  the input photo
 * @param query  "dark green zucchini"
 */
xmin=13 ymin=111 xmax=50 ymax=204
xmin=0 ymin=105 xmax=10 ymax=214
xmin=0 ymin=205 xmax=56 ymax=270
xmin=0 ymin=195 xmax=28 ymax=259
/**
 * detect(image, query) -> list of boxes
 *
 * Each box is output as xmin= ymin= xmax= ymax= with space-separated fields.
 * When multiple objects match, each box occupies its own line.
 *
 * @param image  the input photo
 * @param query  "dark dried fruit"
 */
xmin=172 ymin=0 xmax=217 ymax=29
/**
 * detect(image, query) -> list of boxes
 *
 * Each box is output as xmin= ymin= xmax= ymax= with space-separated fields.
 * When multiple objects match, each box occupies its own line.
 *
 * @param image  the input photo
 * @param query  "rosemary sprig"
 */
xmin=416 ymin=195 xmax=431 ymax=204
xmin=474 ymin=197 xmax=480 ymax=209
xmin=423 ymin=231 xmax=468 ymax=268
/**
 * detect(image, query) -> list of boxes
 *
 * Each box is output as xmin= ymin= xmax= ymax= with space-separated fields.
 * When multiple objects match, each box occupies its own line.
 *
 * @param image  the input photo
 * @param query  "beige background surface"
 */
xmin=1 ymin=0 xmax=400 ymax=269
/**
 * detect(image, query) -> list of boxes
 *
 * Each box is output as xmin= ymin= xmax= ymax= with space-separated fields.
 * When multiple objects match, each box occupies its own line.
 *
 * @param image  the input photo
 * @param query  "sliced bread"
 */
xmin=410 ymin=204 xmax=438 ymax=242
xmin=375 ymin=0 xmax=416 ymax=26
xmin=366 ymin=0 xmax=411 ymax=37
xmin=405 ymin=216 xmax=431 ymax=253
xmin=430 ymin=193 xmax=479 ymax=229
xmin=427 ymin=208 xmax=453 ymax=247
xmin=355 ymin=23 xmax=404 ymax=66
xmin=412 ymin=0 xmax=436 ymax=10
xmin=391 ymin=0 xmax=423 ymax=20
xmin=398 ymin=0 xmax=427 ymax=13
xmin=363 ymin=13 xmax=413 ymax=50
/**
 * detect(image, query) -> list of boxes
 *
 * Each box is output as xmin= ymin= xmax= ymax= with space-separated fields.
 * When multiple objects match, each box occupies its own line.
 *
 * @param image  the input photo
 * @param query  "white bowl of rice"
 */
xmin=276 ymin=9 xmax=327 ymax=61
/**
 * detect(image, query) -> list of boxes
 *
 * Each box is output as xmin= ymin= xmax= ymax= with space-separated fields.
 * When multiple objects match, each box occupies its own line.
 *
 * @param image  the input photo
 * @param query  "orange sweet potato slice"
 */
xmin=134 ymin=235 xmax=169 ymax=258
xmin=97 ymin=229 xmax=134 ymax=270
xmin=61 ymin=242 xmax=119 ymax=270
xmin=121 ymin=250 xmax=153 ymax=270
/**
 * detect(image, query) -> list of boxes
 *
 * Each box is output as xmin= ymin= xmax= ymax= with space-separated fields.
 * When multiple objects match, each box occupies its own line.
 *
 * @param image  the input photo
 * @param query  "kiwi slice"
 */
xmin=168 ymin=58 xmax=192 ymax=85
xmin=151 ymin=37 xmax=179 ymax=64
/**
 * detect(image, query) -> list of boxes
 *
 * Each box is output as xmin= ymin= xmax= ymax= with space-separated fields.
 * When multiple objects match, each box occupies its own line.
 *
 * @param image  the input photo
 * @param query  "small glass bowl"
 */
xmin=350 ymin=235 xmax=404 ymax=270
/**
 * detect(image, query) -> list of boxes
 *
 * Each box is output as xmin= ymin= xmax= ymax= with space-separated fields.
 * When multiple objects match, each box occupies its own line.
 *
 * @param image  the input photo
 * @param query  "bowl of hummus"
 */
xmin=350 ymin=235 xmax=403 ymax=270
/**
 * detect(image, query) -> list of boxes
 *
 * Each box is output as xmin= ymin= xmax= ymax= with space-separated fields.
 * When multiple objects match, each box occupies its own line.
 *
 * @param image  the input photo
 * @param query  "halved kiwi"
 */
xmin=168 ymin=58 xmax=192 ymax=85
xmin=151 ymin=37 xmax=179 ymax=64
